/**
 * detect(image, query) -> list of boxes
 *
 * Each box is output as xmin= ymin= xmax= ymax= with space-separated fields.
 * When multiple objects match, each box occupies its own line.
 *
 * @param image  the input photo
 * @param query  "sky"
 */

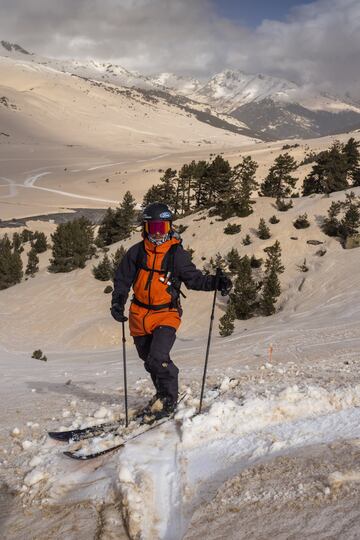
xmin=1 ymin=0 xmax=360 ymax=98
xmin=213 ymin=0 xmax=315 ymax=27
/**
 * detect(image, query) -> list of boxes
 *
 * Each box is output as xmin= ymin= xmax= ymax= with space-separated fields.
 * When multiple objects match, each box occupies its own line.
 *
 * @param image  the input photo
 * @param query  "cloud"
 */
xmin=1 ymin=0 xmax=359 ymax=98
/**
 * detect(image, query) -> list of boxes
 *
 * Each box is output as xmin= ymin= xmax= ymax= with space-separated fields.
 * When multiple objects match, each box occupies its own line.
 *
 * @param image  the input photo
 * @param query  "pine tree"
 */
xmin=49 ymin=217 xmax=95 ymax=272
xmin=0 ymin=234 xmax=23 ymax=289
xmin=92 ymin=253 xmax=113 ymax=281
xmin=12 ymin=232 xmax=23 ymax=252
xmin=322 ymin=201 xmax=341 ymax=236
xmin=302 ymin=141 xmax=348 ymax=195
xmin=97 ymin=191 xmax=136 ymax=246
xmin=230 ymin=255 xmax=257 ymax=319
xmin=263 ymin=240 xmax=285 ymax=275
xmin=260 ymin=267 xmax=281 ymax=316
xmin=226 ymin=248 xmax=242 ymax=274
xmin=260 ymin=153 xmax=297 ymax=198
xmin=20 ymin=229 xmax=34 ymax=243
xmin=343 ymin=137 xmax=360 ymax=186
xmin=339 ymin=203 xmax=360 ymax=240
xmin=260 ymin=240 xmax=284 ymax=316
xmin=219 ymin=303 xmax=235 ymax=337
xmin=257 ymin=218 xmax=271 ymax=239
xmin=111 ymin=246 xmax=127 ymax=278
xmin=26 ymin=248 xmax=39 ymax=277
xmin=32 ymin=231 xmax=48 ymax=253
xmin=233 ymin=156 xmax=258 ymax=217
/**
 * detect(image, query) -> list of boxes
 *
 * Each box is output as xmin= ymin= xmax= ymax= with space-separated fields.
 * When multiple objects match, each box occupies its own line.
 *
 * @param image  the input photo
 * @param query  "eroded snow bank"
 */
xmin=116 ymin=383 xmax=360 ymax=539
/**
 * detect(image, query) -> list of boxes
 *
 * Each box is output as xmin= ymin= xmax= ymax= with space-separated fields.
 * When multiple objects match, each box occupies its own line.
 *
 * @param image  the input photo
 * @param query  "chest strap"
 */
xmin=131 ymin=296 xmax=172 ymax=311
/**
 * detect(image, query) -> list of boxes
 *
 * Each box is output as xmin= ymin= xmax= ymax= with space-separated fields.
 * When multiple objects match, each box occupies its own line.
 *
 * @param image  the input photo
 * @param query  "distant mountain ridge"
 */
xmin=2 ymin=40 xmax=360 ymax=140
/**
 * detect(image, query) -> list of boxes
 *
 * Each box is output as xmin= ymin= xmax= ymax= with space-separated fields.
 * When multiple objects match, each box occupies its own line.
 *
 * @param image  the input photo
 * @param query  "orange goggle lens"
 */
xmin=145 ymin=221 xmax=171 ymax=235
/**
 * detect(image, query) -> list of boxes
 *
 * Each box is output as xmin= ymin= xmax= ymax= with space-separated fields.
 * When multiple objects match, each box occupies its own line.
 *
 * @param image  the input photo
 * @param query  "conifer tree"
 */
xmin=230 ymin=255 xmax=257 ymax=319
xmin=111 ymin=245 xmax=127 ymax=278
xmin=49 ymin=217 xmax=95 ymax=272
xmin=97 ymin=191 xmax=136 ymax=246
xmin=257 ymin=218 xmax=271 ymax=239
xmin=226 ymin=248 xmax=242 ymax=274
xmin=26 ymin=248 xmax=39 ymax=277
xmin=219 ymin=303 xmax=235 ymax=337
xmin=0 ymin=234 xmax=23 ymax=289
xmin=32 ymin=231 xmax=48 ymax=253
xmin=343 ymin=137 xmax=360 ymax=186
xmin=92 ymin=253 xmax=113 ymax=281
xmin=322 ymin=201 xmax=341 ymax=236
xmin=339 ymin=203 xmax=360 ymax=240
xmin=260 ymin=267 xmax=281 ymax=316
xmin=302 ymin=141 xmax=348 ymax=195
xmin=260 ymin=153 xmax=297 ymax=198
xmin=233 ymin=156 xmax=258 ymax=217
xmin=12 ymin=232 xmax=23 ymax=252
xmin=260 ymin=240 xmax=284 ymax=316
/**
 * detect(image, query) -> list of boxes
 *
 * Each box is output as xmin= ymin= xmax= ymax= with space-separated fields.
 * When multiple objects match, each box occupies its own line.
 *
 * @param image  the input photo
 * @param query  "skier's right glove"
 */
xmin=217 ymin=273 xmax=233 ymax=297
xmin=110 ymin=302 xmax=128 ymax=323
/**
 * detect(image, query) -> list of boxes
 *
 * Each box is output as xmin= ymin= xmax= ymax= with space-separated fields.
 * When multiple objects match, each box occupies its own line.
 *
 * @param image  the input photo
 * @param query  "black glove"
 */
xmin=110 ymin=302 xmax=128 ymax=322
xmin=216 ymin=273 xmax=233 ymax=296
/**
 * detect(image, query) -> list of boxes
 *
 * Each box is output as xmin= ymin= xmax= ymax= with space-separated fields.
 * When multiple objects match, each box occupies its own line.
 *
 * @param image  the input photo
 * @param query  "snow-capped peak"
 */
xmin=192 ymin=69 xmax=299 ymax=110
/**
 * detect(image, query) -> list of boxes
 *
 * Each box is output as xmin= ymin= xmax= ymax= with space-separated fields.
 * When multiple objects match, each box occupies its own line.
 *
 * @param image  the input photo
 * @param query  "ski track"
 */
xmin=21 ymin=384 xmax=360 ymax=540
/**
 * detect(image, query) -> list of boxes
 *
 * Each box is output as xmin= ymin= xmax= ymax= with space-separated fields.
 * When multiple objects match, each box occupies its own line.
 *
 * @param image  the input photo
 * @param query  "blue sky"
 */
xmin=213 ymin=0 xmax=316 ymax=27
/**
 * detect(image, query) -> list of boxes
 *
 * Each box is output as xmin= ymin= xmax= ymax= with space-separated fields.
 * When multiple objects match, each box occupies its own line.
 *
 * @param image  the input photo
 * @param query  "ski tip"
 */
xmin=63 ymin=450 xmax=88 ymax=460
xmin=48 ymin=431 xmax=72 ymax=442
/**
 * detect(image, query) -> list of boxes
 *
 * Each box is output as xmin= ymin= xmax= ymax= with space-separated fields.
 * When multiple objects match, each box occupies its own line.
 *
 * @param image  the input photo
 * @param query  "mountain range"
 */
xmin=2 ymin=40 xmax=360 ymax=141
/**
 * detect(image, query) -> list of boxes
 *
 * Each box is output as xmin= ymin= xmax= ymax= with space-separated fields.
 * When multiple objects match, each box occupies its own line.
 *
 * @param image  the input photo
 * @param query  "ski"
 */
xmin=48 ymin=420 xmax=124 ymax=442
xmin=63 ymin=413 xmax=175 ymax=460
xmin=49 ymin=392 xmax=187 ymax=442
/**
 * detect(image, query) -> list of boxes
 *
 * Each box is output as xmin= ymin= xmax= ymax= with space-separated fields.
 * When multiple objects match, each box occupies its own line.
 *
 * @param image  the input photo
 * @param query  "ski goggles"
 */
xmin=144 ymin=220 xmax=171 ymax=235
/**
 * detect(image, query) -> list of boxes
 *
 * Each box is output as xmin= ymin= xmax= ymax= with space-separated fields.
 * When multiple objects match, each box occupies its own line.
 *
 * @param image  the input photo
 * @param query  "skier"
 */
xmin=111 ymin=202 xmax=232 ymax=418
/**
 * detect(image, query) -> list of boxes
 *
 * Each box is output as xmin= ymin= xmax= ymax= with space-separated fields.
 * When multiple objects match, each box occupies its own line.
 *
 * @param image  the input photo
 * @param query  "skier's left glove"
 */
xmin=217 ymin=273 xmax=233 ymax=296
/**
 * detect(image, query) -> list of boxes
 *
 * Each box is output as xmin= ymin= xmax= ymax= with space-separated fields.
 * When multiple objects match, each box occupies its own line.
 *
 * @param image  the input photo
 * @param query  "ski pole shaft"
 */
xmin=121 ymin=321 xmax=129 ymax=427
xmin=199 ymin=267 xmax=221 ymax=414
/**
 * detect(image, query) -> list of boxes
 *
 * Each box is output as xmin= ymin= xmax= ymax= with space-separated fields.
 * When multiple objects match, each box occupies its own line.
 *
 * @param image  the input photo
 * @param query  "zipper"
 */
xmin=142 ymin=247 xmax=157 ymax=334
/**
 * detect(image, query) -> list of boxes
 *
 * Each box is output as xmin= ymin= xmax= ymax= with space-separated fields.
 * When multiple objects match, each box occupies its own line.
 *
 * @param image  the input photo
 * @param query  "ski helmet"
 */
xmin=142 ymin=203 xmax=173 ymax=245
xmin=142 ymin=203 xmax=173 ymax=222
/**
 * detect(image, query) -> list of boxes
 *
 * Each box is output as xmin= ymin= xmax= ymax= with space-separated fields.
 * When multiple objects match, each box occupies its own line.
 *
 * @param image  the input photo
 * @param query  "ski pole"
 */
xmin=199 ymin=267 xmax=221 ymax=414
xmin=121 ymin=321 xmax=129 ymax=427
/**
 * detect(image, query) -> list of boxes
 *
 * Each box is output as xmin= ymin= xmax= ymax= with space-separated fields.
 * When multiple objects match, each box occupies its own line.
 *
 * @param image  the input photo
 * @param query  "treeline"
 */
xmin=303 ymin=138 xmax=360 ymax=195
xmin=0 ymin=230 xmax=48 ymax=290
xmin=142 ymin=155 xmax=259 ymax=220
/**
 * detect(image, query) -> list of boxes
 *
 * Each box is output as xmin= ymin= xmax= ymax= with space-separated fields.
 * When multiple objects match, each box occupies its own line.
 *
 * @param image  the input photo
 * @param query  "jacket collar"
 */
xmin=144 ymin=236 xmax=180 ymax=254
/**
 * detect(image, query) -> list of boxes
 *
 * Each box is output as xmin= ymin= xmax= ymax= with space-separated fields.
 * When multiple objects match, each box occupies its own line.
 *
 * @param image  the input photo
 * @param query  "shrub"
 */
xmin=32 ymin=349 xmax=47 ymax=361
xmin=224 ymin=223 xmax=241 ymax=235
xmin=104 ymin=285 xmax=113 ymax=294
xmin=293 ymin=213 xmax=310 ymax=229
xmin=242 ymin=234 xmax=252 ymax=245
xmin=276 ymin=198 xmax=293 ymax=212
xmin=176 ymin=224 xmax=188 ymax=234
xmin=269 ymin=215 xmax=280 ymax=224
